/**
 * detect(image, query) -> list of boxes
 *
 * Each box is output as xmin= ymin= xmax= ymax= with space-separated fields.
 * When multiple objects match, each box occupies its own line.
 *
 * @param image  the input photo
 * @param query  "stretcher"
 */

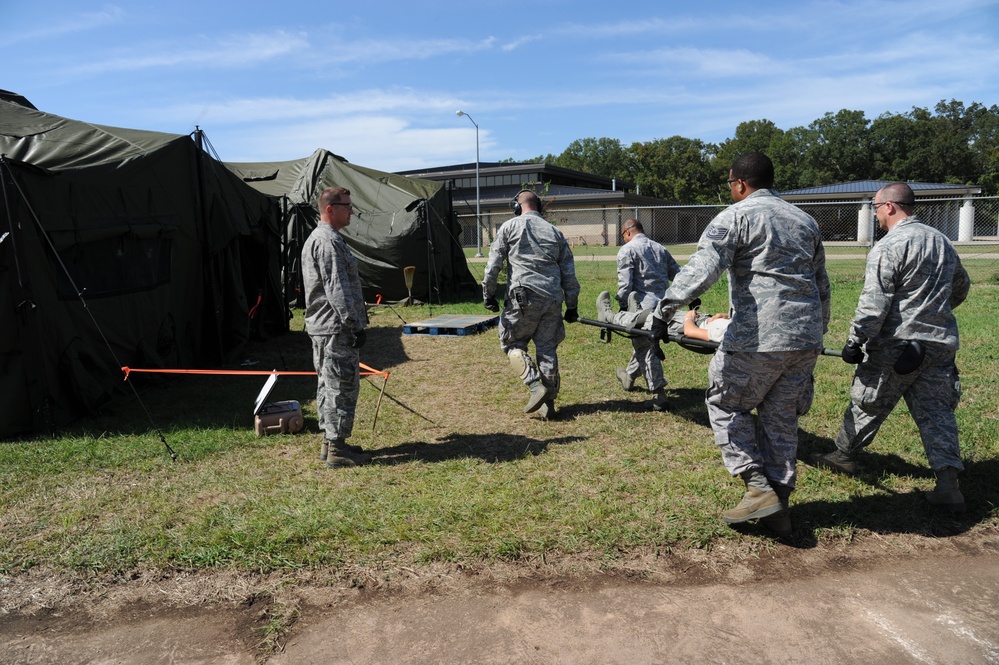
xmin=577 ymin=317 xmax=843 ymax=358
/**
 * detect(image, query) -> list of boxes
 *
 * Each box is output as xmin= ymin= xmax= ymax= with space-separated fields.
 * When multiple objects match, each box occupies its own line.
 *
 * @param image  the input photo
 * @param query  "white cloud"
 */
xmin=212 ymin=115 xmax=491 ymax=172
xmin=313 ymin=36 xmax=497 ymax=65
xmin=501 ymin=35 xmax=542 ymax=52
xmin=58 ymin=29 xmax=497 ymax=78
xmin=153 ymin=88 xmax=464 ymax=126
xmin=0 ymin=5 xmax=124 ymax=45
xmin=67 ymin=30 xmax=309 ymax=74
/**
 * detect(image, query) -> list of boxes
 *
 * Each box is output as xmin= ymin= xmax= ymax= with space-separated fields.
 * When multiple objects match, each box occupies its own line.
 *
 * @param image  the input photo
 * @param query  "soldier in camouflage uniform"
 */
xmin=611 ymin=219 xmax=681 ymax=411
xmin=302 ymin=187 xmax=371 ymax=468
xmin=813 ymin=182 xmax=971 ymax=513
xmin=650 ymin=152 xmax=831 ymax=537
xmin=482 ymin=190 xmax=580 ymax=418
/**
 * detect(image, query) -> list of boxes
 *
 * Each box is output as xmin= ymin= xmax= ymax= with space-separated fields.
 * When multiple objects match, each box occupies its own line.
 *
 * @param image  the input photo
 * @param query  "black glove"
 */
xmin=841 ymin=340 xmax=864 ymax=364
xmin=687 ymin=298 xmax=702 ymax=311
xmin=351 ymin=329 xmax=367 ymax=349
xmin=649 ymin=315 xmax=669 ymax=341
xmin=564 ymin=307 xmax=578 ymax=323
xmin=484 ymin=295 xmax=499 ymax=312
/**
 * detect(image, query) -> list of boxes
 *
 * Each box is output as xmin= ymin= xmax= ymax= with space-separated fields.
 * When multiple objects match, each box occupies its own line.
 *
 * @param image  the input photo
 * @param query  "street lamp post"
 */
xmin=456 ymin=110 xmax=482 ymax=257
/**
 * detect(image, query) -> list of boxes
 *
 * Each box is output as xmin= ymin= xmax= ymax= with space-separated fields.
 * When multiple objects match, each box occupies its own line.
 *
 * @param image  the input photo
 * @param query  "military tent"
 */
xmin=0 ymin=94 xmax=284 ymax=438
xmin=226 ymin=149 xmax=475 ymax=305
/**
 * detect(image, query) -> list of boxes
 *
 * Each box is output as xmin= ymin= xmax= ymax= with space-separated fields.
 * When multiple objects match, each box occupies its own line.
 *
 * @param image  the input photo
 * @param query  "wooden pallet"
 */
xmin=403 ymin=314 xmax=499 ymax=337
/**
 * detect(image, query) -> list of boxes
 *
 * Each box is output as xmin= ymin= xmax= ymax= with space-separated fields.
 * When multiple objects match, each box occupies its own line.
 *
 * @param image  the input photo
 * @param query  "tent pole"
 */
xmin=193 ymin=127 xmax=224 ymax=363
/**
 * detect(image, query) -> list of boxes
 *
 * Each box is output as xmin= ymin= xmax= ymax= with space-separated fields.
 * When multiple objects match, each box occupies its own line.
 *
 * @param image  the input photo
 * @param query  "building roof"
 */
xmin=398 ymin=161 xmax=634 ymax=190
xmin=398 ymin=161 xmax=671 ymax=210
xmin=781 ymin=180 xmax=981 ymax=201
xmin=482 ymin=184 xmax=667 ymax=209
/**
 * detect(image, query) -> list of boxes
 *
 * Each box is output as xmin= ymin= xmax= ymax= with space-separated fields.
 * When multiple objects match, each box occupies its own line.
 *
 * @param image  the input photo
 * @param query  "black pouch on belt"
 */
xmin=513 ymin=287 xmax=529 ymax=309
xmin=893 ymin=340 xmax=926 ymax=374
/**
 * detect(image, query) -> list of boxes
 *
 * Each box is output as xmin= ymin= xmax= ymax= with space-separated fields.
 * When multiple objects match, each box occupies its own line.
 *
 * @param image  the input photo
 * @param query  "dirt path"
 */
xmin=3 ymin=541 xmax=997 ymax=664
xmin=274 ymin=553 xmax=999 ymax=665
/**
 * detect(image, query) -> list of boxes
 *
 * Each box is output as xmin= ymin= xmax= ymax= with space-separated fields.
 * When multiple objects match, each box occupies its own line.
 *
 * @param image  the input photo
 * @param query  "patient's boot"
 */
xmin=596 ymin=291 xmax=614 ymax=323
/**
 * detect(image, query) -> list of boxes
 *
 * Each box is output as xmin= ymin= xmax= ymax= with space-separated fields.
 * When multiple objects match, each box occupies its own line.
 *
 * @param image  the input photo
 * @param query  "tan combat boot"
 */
xmin=524 ymin=379 xmax=550 ymax=414
xmin=616 ymin=367 xmax=636 ymax=392
xmin=722 ymin=470 xmax=782 ymax=525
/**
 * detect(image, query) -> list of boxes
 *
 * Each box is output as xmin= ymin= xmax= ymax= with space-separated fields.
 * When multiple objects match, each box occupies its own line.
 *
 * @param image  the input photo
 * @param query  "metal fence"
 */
xmin=459 ymin=196 xmax=999 ymax=281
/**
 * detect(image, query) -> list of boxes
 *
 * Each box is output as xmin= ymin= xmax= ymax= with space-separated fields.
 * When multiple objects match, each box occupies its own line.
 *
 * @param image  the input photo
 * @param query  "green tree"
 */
xmin=869 ymin=111 xmax=918 ymax=181
xmin=520 ymin=98 xmax=999 ymax=200
xmin=926 ymin=100 xmax=983 ymax=184
xmin=554 ymin=137 xmax=633 ymax=182
xmin=500 ymin=154 xmax=557 ymax=164
xmin=802 ymin=109 xmax=873 ymax=184
xmin=630 ymin=136 xmax=717 ymax=203
xmin=711 ymin=119 xmax=816 ymax=191
xmin=768 ymin=125 xmax=818 ymax=191
xmin=972 ymin=104 xmax=999 ymax=195
xmin=713 ymin=119 xmax=785 ymax=174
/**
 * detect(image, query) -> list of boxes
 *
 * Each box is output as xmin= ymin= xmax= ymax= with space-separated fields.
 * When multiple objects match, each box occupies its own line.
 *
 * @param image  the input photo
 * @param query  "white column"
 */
xmin=858 ymin=202 xmax=874 ymax=244
xmin=958 ymin=197 xmax=975 ymax=241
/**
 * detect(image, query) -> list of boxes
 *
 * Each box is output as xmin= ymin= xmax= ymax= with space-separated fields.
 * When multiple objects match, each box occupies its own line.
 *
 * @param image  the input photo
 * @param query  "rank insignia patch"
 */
xmin=705 ymin=224 xmax=729 ymax=241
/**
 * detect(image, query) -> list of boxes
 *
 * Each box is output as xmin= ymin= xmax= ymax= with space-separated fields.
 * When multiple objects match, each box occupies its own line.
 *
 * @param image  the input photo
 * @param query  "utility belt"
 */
xmin=508 ymin=286 xmax=555 ymax=309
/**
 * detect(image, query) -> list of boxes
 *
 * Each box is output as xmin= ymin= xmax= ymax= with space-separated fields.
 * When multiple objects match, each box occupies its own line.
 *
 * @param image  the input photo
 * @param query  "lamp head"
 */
xmin=456 ymin=110 xmax=465 ymax=117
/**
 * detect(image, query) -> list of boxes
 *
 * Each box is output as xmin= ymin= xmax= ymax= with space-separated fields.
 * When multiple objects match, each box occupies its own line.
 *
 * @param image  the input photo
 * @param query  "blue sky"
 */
xmin=4 ymin=1 xmax=998 ymax=172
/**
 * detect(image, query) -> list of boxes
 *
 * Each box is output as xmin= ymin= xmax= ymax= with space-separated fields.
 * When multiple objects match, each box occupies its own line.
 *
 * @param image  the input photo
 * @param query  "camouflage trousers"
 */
xmin=706 ymin=349 xmax=818 ymax=488
xmin=310 ymin=333 xmax=360 ymax=441
xmin=835 ymin=342 xmax=962 ymax=471
xmin=498 ymin=288 xmax=565 ymax=398
xmin=612 ymin=309 xmax=666 ymax=392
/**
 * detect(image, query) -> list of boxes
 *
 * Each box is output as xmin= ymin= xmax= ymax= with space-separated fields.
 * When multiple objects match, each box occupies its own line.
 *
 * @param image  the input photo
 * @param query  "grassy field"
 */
xmin=1 ymin=259 xmax=997 ymax=582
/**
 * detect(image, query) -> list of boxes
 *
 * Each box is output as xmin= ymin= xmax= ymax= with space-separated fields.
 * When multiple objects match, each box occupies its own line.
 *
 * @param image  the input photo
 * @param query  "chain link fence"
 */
xmin=459 ymin=196 xmax=999 ymax=282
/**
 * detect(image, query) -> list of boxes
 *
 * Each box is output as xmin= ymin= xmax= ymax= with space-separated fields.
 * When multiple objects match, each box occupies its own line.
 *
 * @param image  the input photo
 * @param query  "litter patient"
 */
xmin=597 ymin=291 xmax=730 ymax=343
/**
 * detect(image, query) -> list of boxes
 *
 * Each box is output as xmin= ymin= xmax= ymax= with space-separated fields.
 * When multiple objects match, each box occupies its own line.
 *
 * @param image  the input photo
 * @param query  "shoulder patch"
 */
xmin=705 ymin=224 xmax=729 ymax=241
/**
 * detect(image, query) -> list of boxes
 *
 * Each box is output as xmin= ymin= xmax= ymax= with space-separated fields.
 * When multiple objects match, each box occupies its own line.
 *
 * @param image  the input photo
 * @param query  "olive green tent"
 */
xmin=0 ymin=94 xmax=284 ymax=438
xmin=226 ymin=149 xmax=475 ymax=305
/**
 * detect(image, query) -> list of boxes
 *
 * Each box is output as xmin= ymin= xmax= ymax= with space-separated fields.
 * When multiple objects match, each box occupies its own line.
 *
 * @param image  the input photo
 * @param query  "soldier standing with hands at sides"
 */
xmin=813 ymin=182 xmax=971 ymax=513
xmin=650 ymin=152 xmax=830 ymax=538
xmin=482 ymin=189 xmax=580 ymax=419
xmin=596 ymin=219 xmax=681 ymax=411
xmin=302 ymin=186 xmax=371 ymax=469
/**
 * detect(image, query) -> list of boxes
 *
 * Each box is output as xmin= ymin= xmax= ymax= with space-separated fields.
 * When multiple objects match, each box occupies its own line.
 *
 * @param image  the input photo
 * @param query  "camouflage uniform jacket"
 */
xmin=482 ymin=211 xmax=580 ymax=308
xmin=616 ymin=232 xmax=681 ymax=310
xmin=848 ymin=215 xmax=970 ymax=351
xmin=301 ymin=222 xmax=368 ymax=337
xmin=657 ymin=189 xmax=830 ymax=352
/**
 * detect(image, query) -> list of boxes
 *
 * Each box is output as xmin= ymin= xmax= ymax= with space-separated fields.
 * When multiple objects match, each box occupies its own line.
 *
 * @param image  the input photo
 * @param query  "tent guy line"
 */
xmin=121 ymin=365 xmax=392 ymax=432
xmin=120 ymin=364 xmax=390 ymax=380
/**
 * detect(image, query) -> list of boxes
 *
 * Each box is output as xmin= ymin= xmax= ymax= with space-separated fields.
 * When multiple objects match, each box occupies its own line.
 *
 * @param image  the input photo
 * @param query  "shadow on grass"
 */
xmin=746 ymin=436 xmax=999 ymax=549
xmin=359 ymin=326 xmax=411 ymax=371
xmin=369 ymin=432 xmax=586 ymax=465
xmin=659 ymin=387 xmax=711 ymax=426
xmin=561 ymin=388 xmax=711 ymax=425
xmin=51 ymin=326 xmax=416 ymax=439
xmin=241 ymin=324 xmax=413 ymax=374
xmin=551 ymin=399 xmax=654 ymax=419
